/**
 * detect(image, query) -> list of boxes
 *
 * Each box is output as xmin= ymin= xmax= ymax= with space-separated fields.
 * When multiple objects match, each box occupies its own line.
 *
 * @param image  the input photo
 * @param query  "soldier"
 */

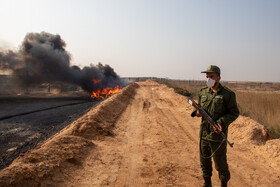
xmin=191 ymin=65 xmax=239 ymax=187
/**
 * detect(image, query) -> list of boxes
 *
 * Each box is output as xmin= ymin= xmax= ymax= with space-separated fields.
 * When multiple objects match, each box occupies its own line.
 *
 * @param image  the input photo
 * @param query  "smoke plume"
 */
xmin=0 ymin=32 xmax=122 ymax=92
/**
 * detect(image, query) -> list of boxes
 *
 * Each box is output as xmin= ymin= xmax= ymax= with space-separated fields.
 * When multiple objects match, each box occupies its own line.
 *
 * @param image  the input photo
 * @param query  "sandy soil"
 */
xmin=0 ymin=80 xmax=279 ymax=186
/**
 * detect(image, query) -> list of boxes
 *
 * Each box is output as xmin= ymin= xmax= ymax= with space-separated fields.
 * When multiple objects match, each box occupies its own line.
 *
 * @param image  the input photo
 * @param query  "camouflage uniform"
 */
xmin=191 ymin=66 xmax=239 ymax=183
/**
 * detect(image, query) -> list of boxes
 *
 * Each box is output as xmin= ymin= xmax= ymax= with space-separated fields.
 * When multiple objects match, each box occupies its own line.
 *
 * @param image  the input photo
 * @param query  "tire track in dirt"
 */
xmin=114 ymin=91 xmax=146 ymax=187
xmin=134 ymin=82 xmax=202 ymax=186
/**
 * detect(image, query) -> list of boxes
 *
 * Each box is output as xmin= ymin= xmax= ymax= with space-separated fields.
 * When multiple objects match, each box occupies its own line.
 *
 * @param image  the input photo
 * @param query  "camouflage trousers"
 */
xmin=200 ymin=139 xmax=230 ymax=182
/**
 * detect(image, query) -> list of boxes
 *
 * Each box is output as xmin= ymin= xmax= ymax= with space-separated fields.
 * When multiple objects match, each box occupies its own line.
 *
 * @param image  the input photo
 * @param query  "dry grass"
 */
xmin=236 ymin=91 xmax=280 ymax=137
xmin=158 ymin=79 xmax=280 ymax=137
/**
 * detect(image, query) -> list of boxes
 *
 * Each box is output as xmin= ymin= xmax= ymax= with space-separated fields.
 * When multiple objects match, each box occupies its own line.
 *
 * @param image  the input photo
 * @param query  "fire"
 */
xmin=90 ymin=85 xmax=121 ymax=99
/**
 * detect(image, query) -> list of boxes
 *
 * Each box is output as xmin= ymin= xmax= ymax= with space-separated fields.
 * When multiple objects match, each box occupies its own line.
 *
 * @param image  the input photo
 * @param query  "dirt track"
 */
xmin=0 ymin=80 xmax=279 ymax=186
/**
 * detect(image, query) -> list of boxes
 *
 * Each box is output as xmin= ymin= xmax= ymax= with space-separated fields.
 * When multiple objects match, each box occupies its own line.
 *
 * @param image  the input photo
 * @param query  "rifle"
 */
xmin=187 ymin=97 xmax=234 ymax=148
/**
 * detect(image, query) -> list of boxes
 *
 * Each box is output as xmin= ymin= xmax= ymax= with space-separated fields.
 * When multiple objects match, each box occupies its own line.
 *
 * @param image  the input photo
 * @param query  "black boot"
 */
xmin=221 ymin=181 xmax=227 ymax=187
xmin=203 ymin=177 xmax=212 ymax=187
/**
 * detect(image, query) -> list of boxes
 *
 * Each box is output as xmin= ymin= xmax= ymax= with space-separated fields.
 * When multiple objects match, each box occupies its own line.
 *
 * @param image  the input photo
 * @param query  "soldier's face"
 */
xmin=206 ymin=72 xmax=220 ymax=82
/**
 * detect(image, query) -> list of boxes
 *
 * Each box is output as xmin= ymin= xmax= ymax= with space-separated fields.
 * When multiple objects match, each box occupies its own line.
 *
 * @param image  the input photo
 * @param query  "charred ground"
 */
xmin=0 ymin=95 xmax=101 ymax=170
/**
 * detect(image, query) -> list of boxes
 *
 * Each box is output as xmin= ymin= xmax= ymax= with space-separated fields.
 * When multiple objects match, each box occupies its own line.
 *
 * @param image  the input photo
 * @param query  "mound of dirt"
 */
xmin=0 ymin=82 xmax=139 ymax=186
xmin=259 ymin=139 xmax=280 ymax=168
xmin=0 ymin=135 xmax=94 ymax=186
xmin=229 ymin=116 xmax=280 ymax=174
xmin=230 ymin=116 xmax=272 ymax=145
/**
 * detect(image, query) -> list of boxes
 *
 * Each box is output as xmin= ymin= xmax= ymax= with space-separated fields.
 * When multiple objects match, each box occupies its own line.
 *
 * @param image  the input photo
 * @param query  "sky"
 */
xmin=0 ymin=0 xmax=280 ymax=82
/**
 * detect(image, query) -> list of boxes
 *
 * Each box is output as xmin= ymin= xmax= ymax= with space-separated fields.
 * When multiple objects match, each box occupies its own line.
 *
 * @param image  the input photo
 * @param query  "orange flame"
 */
xmin=90 ymin=85 xmax=121 ymax=99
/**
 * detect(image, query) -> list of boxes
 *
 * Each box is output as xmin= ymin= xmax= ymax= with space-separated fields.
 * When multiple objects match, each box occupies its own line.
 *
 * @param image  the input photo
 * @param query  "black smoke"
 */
xmin=0 ymin=31 xmax=122 ymax=92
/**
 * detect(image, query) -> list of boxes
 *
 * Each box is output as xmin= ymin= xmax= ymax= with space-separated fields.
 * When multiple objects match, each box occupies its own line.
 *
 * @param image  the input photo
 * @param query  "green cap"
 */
xmin=201 ymin=65 xmax=221 ymax=75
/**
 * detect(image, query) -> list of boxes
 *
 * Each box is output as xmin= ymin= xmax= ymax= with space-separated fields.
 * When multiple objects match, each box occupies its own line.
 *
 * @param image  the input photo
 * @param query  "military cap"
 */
xmin=201 ymin=65 xmax=221 ymax=75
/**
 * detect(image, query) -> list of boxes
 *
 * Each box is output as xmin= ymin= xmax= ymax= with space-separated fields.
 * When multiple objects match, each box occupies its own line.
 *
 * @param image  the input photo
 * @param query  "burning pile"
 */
xmin=90 ymin=84 xmax=121 ymax=99
xmin=0 ymin=31 xmax=123 ymax=95
xmin=91 ymin=78 xmax=121 ymax=99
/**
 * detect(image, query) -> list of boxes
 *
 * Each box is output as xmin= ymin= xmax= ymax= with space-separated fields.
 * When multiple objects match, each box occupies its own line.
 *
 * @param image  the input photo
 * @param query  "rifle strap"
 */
xmin=199 ymin=131 xmax=226 ymax=159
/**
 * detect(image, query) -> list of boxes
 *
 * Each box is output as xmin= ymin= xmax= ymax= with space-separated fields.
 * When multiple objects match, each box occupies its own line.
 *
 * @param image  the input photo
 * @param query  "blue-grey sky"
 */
xmin=0 ymin=0 xmax=279 ymax=82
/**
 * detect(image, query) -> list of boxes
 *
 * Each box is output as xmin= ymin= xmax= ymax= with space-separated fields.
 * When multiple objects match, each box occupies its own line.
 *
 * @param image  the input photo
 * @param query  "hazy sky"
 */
xmin=0 ymin=0 xmax=279 ymax=82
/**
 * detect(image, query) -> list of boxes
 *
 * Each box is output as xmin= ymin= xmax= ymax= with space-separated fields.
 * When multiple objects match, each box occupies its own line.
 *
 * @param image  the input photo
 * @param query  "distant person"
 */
xmin=191 ymin=65 xmax=239 ymax=187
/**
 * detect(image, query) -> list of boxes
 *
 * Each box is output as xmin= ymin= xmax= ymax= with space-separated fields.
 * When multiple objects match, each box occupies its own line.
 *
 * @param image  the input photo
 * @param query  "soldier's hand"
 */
xmin=196 ymin=110 xmax=202 ymax=117
xmin=213 ymin=123 xmax=222 ymax=134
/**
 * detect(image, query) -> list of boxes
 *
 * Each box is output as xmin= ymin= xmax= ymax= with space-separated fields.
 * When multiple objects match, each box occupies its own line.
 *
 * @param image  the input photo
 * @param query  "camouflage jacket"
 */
xmin=191 ymin=84 xmax=239 ymax=142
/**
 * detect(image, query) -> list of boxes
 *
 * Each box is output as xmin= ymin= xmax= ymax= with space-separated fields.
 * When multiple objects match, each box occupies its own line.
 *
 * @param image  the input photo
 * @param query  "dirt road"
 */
xmin=0 ymin=80 xmax=279 ymax=186
xmin=62 ymin=80 xmax=202 ymax=186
